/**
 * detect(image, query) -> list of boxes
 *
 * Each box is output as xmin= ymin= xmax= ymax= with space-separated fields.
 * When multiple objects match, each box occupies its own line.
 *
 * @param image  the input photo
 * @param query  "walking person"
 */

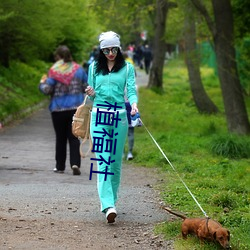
xmin=143 ymin=44 xmax=152 ymax=74
xmin=85 ymin=31 xmax=138 ymax=223
xmin=125 ymin=101 xmax=134 ymax=160
xmin=39 ymin=45 xmax=88 ymax=175
xmin=123 ymin=51 xmax=137 ymax=160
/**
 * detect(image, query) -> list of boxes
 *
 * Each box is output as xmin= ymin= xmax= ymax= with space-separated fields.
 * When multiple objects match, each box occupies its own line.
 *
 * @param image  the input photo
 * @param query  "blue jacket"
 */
xmin=39 ymin=66 xmax=88 ymax=112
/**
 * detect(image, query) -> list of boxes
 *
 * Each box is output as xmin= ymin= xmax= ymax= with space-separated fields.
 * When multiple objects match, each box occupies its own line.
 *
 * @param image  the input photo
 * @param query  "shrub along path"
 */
xmin=0 ymin=69 xmax=174 ymax=249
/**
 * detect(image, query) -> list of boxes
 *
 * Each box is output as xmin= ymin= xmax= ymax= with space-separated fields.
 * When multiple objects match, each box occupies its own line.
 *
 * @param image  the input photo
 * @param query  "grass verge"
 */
xmin=0 ymin=60 xmax=50 ymax=125
xmin=128 ymin=58 xmax=250 ymax=250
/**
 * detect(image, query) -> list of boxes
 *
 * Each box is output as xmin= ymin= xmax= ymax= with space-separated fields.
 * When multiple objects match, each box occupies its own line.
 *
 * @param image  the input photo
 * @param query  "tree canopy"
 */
xmin=0 ymin=0 xmax=99 ymax=66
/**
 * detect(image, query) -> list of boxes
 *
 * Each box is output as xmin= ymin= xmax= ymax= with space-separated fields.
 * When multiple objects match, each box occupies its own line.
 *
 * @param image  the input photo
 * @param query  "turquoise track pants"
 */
xmin=90 ymin=109 xmax=128 ymax=212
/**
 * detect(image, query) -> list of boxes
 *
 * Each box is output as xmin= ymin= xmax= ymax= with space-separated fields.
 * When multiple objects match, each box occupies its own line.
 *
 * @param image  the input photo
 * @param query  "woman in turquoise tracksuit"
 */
xmin=86 ymin=31 xmax=138 ymax=223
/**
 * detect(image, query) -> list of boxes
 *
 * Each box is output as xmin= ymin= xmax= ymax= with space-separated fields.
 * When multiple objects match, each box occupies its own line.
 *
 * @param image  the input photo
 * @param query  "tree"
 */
xmin=148 ymin=0 xmax=177 ymax=89
xmin=0 ymin=0 xmax=98 ymax=66
xmin=91 ymin=0 xmax=155 ymax=48
xmin=232 ymin=0 xmax=250 ymax=40
xmin=184 ymin=1 xmax=218 ymax=114
xmin=232 ymin=0 xmax=250 ymax=96
xmin=191 ymin=0 xmax=250 ymax=134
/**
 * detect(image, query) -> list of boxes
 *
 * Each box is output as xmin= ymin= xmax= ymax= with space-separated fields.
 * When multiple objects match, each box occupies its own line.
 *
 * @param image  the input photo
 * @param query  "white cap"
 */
xmin=99 ymin=31 xmax=121 ymax=49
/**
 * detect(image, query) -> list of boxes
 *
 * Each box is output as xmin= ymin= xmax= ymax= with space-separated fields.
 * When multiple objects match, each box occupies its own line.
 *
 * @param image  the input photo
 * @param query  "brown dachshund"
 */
xmin=162 ymin=207 xmax=231 ymax=249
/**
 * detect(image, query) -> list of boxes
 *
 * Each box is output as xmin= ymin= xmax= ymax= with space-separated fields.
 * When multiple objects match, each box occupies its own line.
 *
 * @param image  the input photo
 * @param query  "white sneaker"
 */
xmin=106 ymin=207 xmax=117 ymax=223
xmin=53 ymin=168 xmax=64 ymax=173
xmin=127 ymin=152 xmax=133 ymax=160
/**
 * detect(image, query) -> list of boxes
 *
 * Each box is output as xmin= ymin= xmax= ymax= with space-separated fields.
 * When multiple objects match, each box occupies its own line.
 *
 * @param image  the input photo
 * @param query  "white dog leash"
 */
xmin=139 ymin=118 xmax=209 ymax=218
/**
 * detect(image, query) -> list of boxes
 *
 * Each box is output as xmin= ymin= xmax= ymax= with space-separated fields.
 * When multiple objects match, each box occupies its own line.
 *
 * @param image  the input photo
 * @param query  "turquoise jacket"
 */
xmin=87 ymin=62 xmax=138 ymax=110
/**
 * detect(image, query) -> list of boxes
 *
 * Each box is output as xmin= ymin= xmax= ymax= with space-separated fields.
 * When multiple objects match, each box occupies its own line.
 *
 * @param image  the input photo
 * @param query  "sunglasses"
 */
xmin=102 ymin=47 xmax=119 ymax=55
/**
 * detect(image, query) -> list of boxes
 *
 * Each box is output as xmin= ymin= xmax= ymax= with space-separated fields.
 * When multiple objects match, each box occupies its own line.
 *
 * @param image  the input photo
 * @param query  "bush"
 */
xmin=210 ymin=134 xmax=250 ymax=159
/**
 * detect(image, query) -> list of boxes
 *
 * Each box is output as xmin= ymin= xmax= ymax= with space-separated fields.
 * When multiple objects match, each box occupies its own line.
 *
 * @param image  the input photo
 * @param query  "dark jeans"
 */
xmin=144 ymin=59 xmax=151 ymax=74
xmin=51 ymin=110 xmax=80 ymax=171
xmin=125 ymin=102 xmax=134 ymax=152
xmin=127 ymin=127 xmax=134 ymax=152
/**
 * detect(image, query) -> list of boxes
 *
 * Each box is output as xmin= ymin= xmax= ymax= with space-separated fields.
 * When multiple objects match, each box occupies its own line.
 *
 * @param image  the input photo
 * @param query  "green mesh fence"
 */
xmin=198 ymin=41 xmax=217 ymax=75
xmin=198 ymin=40 xmax=250 ymax=94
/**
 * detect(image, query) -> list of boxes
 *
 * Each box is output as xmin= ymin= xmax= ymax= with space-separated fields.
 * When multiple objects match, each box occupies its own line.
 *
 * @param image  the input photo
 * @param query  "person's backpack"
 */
xmin=72 ymin=95 xmax=93 ymax=158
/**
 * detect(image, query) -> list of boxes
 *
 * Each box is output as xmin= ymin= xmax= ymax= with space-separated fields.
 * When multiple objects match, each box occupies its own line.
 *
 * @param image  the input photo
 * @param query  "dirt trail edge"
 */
xmin=0 ymin=71 xmax=173 ymax=250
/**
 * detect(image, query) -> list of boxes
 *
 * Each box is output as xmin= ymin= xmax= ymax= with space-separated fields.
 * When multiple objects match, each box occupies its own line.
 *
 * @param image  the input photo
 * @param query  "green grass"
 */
xmin=0 ymin=60 xmax=50 ymax=123
xmin=129 ymin=58 xmax=250 ymax=250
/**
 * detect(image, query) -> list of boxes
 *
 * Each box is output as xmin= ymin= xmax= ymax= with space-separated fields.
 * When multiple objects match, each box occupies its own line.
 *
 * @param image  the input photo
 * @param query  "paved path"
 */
xmin=0 ymin=71 xmax=173 ymax=249
xmin=135 ymin=68 xmax=149 ymax=88
xmin=0 ymin=106 xmax=164 ymax=224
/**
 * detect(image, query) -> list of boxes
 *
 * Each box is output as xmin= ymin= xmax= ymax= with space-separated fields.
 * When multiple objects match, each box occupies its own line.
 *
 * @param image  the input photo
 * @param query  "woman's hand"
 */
xmin=131 ymin=103 xmax=138 ymax=116
xmin=85 ymin=86 xmax=95 ymax=97
xmin=40 ymin=74 xmax=47 ymax=83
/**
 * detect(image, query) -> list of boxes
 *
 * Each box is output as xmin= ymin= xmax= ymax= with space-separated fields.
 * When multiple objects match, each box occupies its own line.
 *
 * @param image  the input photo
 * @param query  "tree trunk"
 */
xmin=212 ymin=0 xmax=250 ymax=134
xmin=184 ymin=4 xmax=218 ymax=114
xmin=191 ymin=0 xmax=250 ymax=134
xmin=147 ymin=0 xmax=169 ymax=90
